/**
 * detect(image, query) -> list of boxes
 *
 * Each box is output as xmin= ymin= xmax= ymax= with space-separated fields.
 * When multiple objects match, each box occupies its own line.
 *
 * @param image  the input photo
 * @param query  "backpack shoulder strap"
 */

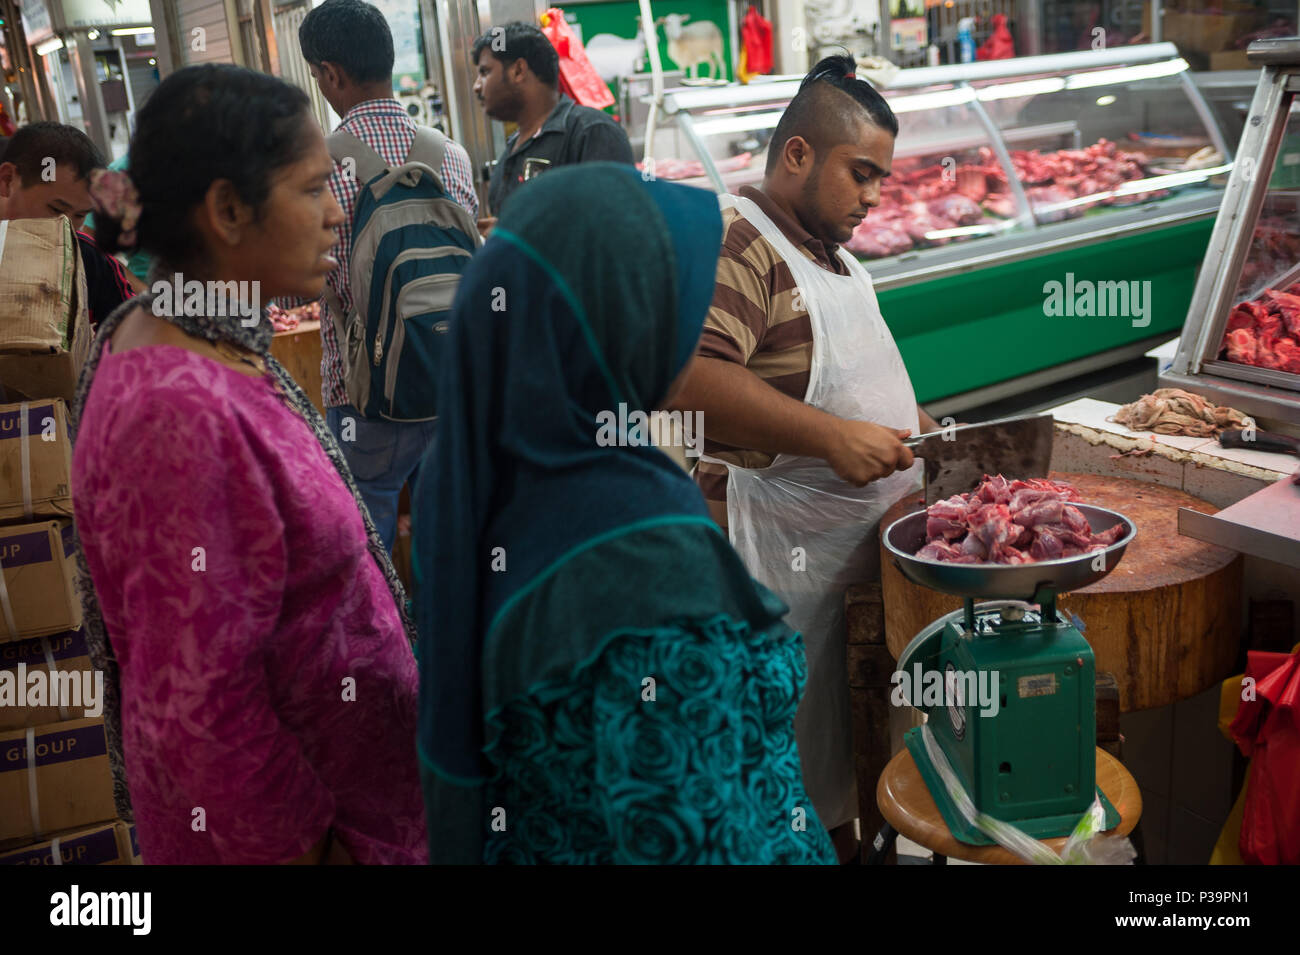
xmin=327 ymin=129 xmax=389 ymax=189
xmin=406 ymin=126 xmax=448 ymax=180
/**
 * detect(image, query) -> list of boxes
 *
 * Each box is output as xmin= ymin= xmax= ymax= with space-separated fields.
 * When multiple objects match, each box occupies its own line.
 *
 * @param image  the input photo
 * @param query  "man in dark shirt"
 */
xmin=0 ymin=122 xmax=138 ymax=327
xmin=473 ymin=21 xmax=634 ymax=225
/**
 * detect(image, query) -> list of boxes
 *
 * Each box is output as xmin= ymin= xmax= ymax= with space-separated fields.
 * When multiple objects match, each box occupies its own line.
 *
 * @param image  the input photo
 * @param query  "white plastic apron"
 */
xmin=708 ymin=194 xmax=922 ymax=830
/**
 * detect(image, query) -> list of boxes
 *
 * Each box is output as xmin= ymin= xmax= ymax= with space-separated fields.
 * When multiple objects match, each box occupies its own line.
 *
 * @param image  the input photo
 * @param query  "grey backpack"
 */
xmin=324 ymin=126 xmax=480 ymax=421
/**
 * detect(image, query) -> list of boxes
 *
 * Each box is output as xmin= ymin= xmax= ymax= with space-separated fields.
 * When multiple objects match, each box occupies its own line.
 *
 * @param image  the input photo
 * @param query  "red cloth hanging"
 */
xmin=740 ymin=5 xmax=774 ymax=80
xmin=539 ymin=8 xmax=615 ymax=110
xmin=976 ymin=13 xmax=1016 ymax=61
xmin=1231 ymin=648 xmax=1300 ymax=864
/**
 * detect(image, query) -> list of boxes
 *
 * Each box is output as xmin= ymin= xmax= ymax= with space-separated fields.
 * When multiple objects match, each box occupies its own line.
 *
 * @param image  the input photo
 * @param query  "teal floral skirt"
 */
xmin=481 ymin=617 xmax=837 ymax=864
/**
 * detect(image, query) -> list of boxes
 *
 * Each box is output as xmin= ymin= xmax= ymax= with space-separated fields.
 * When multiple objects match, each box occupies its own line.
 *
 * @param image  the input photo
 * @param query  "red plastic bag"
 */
xmin=740 ymin=5 xmax=773 ymax=80
xmin=539 ymin=8 xmax=614 ymax=110
xmin=1231 ymin=649 xmax=1300 ymax=864
xmin=976 ymin=13 xmax=1015 ymax=61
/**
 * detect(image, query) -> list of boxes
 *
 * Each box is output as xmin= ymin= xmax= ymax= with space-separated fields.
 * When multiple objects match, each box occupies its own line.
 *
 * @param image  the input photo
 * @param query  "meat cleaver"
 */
xmin=903 ymin=413 xmax=1056 ymax=504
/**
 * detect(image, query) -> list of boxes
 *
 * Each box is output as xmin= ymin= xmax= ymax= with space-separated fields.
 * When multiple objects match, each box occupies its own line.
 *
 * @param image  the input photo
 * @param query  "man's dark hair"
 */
xmin=472 ymin=22 xmax=559 ymax=87
xmin=299 ymin=0 xmax=394 ymax=85
xmin=3 ymin=121 xmax=104 ymax=183
xmin=766 ymin=54 xmax=899 ymax=174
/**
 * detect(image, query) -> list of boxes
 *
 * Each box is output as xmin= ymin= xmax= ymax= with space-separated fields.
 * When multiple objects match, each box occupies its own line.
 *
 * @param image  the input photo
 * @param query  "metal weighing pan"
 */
xmin=883 ymin=504 xmax=1137 ymax=600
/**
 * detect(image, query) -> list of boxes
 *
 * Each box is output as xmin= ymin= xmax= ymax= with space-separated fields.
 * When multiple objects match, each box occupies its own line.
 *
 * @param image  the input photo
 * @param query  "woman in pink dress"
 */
xmin=71 ymin=64 xmax=426 ymax=864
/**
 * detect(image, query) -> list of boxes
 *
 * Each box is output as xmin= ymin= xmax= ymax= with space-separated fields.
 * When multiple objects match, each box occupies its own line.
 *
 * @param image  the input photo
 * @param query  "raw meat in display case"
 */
xmin=1220 ymin=284 xmax=1300 ymax=374
xmin=845 ymin=139 xmax=1164 ymax=260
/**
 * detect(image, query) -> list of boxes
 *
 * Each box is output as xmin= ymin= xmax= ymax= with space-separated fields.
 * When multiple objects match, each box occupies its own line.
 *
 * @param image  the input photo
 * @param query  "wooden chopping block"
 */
xmin=269 ymin=320 xmax=325 ymax=417
xmin=879 ymin=471 xmax=1243 ymax=712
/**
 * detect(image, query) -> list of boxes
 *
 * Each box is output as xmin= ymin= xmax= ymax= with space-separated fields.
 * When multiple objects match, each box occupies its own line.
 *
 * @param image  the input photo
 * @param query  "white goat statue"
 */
xmin=584 ymin=23 xmax=649 ymax=83
xmin=657 ymin=14 xmax=725 ymax=80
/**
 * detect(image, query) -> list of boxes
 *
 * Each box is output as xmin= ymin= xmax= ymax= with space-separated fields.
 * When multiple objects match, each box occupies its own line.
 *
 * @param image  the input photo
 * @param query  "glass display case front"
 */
xmin=1214 ymin=102 xmax=1300 ymax=380
xmin=1165 ymin=37 xmax=1300 ymax=424
xmin=648 ymin=43 xmax=1235 ymax=274
xmin=974 ymin=58 xmax=1227 ymax=226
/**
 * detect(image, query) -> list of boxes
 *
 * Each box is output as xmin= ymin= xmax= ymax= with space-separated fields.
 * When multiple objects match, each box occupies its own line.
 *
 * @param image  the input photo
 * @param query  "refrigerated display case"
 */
xmin=1164 ymin=37 xmax=1300 ymax=428
xmin=646 ymin=43 xmax=1247 ymax=411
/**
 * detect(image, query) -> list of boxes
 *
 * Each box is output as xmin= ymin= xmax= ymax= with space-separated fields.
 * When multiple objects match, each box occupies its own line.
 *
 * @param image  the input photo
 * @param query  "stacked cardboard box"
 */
xmin=0 ymin=216 xmax=134 ymax=862
xmin=0 ymin=717 xmax=118 ymax=844
xmin=0 ymin=820 xmax=139 ymax=865
xmin=0 ymin=217 xmax=91 ymax=403
xmin=1160 ymin=2 xmax=1259 ymax=56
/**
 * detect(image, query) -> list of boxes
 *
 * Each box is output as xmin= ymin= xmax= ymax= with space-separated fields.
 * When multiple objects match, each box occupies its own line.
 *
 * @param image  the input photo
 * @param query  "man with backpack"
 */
xmin=300 ymin=0 xmax=480 ymax=550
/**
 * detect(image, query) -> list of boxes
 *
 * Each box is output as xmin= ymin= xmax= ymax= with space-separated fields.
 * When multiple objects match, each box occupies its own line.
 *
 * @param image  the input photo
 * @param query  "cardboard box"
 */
xmin=1162 ymin=11 xmax=1257 ymax=55
xmin=0 ymin=398 xmax=73 ymax=523
xmin=0 ymin=819 xmax=137 ymax=865
xmin=0 ymin=218 xmax=85 ymax=353
xmin=0 ymin=519 xmax=82 ymax=641
xmin=1210 ymin=50 xmax=1254 ymax=71
xmin=0 ymin=221 xmax=91 ymax=405
xmin=0 ymin=716 xmax=116 ymax=843
xmin=124 ymin=819 xmax=141 ymax=862
xmin=0 ymin=628 xmax=96 ymax=730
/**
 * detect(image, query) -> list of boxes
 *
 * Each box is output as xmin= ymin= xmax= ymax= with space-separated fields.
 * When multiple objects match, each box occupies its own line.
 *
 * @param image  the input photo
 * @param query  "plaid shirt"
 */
xmin=319 ymin=99 xmax=478 ymax=408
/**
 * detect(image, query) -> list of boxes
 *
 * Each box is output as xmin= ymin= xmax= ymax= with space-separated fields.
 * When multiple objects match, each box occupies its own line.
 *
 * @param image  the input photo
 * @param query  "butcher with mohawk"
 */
xmin=668 ymin=55 xmax=940 ymax=862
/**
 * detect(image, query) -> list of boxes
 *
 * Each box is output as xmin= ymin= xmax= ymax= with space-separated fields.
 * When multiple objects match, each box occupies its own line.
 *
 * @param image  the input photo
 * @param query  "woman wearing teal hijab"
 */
xmin=413 ymin=163 xmax=835 ymax=864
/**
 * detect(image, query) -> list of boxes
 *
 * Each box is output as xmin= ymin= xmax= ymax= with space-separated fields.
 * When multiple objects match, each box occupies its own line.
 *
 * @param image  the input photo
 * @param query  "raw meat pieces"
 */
xmin=635 ymin=152 xmax=753 ymax=182
xmin=1219 ymin=281 xmax=1300 ymax=375
xmin=844 ymin=224 xmax=913 ymax=258
xmin=926 ymin=194 xmax=983 ymax=226
xmin=915 ymin=474 xmax=1126 ymax=565
xmin=847 ymin=138 xmax=1158 ymax=261
xmin=1013 ymin=139 xmax=1163 ymax=221
xmin=1112 ymin=388 xmax=1250 ymax=437
xmin=1239 ymin=216 xmax=1300 ymax=290
xmin=1026 ymin=185 xmax=1076 ymax=224
xmin=980 ymin=193 xmax=1018 ymax=218
xmin=266 ymin=301 xmax=319 ymax=333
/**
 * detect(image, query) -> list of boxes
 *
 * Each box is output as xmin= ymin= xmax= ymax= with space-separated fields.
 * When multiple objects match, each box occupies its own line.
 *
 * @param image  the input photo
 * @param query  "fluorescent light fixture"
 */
xmin=976 ymin=77 xmax=1066 ymax=101
xmin=1112 ymin=163 xmax=1233 ymax=193
xmin=923 ymin=223 xmax=1000 ymax=239
xmin=1033 ymin=163 xmax=1232 ymax=214
xmin=111 ymin=27 xmax=155 ymax=37
xmin=35 ymin=37 xmax=64 ymax=56
xmin=691 ymin=111 xmax=784 ymax=137
xmin=1064 ymin=59 xmax=1187 ymax=91
xmin=888 ymin=87 xmax=976 ymax=114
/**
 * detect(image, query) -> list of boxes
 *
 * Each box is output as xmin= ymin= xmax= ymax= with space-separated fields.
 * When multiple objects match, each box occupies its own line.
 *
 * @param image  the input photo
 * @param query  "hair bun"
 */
xmin=88 ymin=168 xmax=142 ymax=254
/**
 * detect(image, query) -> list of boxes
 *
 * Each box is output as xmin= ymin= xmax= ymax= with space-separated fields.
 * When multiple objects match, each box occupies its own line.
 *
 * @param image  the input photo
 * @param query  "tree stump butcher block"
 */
xmin=878 ymin=471 xmax=1243 ymax=712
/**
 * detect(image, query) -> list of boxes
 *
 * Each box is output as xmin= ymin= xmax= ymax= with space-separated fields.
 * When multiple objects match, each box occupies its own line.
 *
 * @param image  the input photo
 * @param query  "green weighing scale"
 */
xmin=882 ymin=505 xmax=1137 ymax=845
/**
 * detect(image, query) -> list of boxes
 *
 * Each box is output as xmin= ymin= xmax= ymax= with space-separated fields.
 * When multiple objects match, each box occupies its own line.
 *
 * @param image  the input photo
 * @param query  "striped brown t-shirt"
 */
xmin=695 ymin=186 xmax=849 ymax=532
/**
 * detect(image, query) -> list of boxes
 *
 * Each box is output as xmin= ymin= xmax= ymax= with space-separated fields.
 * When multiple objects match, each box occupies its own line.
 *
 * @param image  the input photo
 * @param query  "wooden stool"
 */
xmin=873 ymin=746 xmax=1142 ymax=865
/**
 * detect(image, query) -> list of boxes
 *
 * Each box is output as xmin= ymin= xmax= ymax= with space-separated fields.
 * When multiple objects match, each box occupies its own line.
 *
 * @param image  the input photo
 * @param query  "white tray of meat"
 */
xmin=913 ymin=474 xmax=1128 ymax=564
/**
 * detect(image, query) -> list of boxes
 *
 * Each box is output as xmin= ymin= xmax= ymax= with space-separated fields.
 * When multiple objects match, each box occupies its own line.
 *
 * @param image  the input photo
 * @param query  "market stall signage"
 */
xmin=21 ymin=0 xmax=55 ymax=43
xmin=371 ymin=0 xmax=424 ymax=92
xmin=38 ymin=0 xmax=153 ymax=32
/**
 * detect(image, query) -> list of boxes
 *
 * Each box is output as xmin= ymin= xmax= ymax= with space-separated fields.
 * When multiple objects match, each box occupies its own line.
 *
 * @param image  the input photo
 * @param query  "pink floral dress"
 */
xmin=72 ymin=343 xmax=427 ymax=864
